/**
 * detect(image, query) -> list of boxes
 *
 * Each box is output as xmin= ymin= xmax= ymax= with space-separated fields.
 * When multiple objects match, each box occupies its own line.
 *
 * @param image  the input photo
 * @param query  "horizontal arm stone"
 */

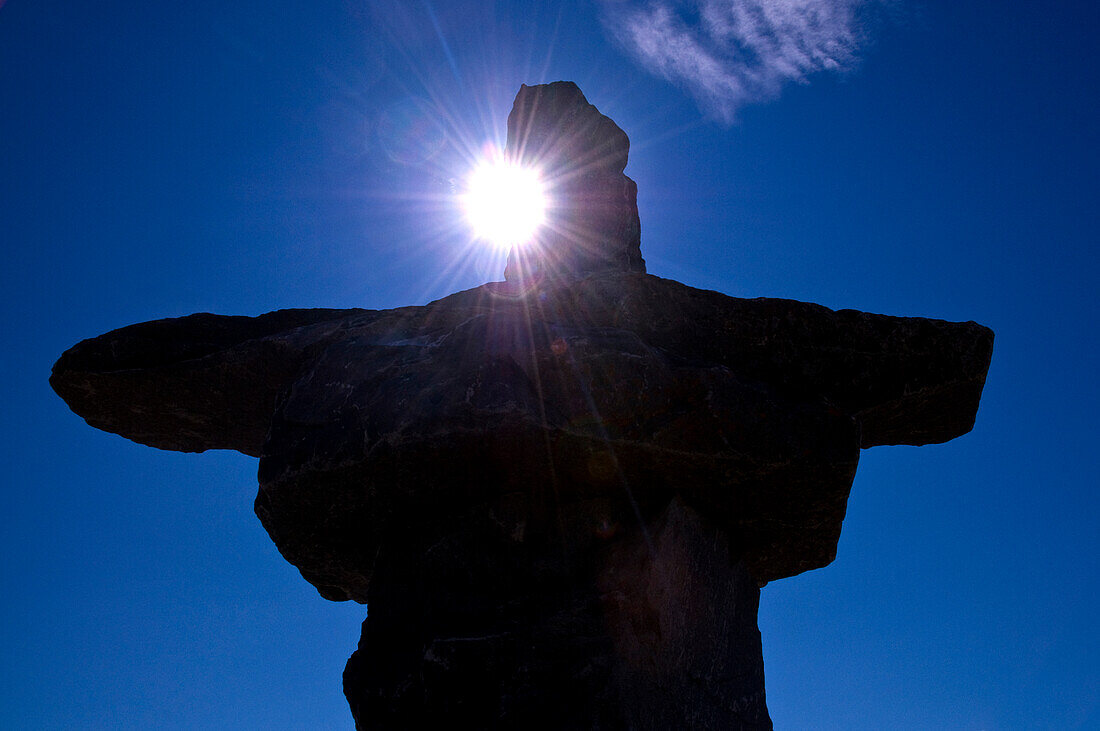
xmin=546 ymin=274 xmax=994 ymax=447
xmin=51 ymin=308 xmax=370 ymax=456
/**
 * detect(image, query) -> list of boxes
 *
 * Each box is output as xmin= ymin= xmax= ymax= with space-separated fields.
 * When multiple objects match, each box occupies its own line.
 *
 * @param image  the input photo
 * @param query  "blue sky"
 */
xmin=2 ymin=1 xmax=1097 ymax=728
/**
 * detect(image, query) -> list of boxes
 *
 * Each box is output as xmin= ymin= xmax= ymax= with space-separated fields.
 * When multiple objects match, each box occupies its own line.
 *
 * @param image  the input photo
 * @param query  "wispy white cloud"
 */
xmin=600 ymin=0 xmax=877 ymax=122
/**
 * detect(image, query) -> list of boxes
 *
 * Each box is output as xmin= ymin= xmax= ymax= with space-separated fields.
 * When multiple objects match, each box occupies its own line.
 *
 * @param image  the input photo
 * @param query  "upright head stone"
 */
xmin=503 ymin=82 xmax=646 ymax=283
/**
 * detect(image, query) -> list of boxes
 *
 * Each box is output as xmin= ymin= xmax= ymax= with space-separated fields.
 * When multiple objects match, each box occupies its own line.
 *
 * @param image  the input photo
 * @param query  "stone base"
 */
xmin=343 ymin=497 xmax=772 ymax=730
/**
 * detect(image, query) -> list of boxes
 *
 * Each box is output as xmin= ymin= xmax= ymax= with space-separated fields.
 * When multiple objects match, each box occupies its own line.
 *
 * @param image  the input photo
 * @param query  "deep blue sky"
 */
xmin=2 ymin=1 xmax=1097 ymax=728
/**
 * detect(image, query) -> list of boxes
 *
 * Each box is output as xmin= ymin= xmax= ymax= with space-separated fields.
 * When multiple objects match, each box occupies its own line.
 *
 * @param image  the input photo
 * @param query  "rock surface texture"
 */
xmin=51 ymin=83 xmax=994 ymax=730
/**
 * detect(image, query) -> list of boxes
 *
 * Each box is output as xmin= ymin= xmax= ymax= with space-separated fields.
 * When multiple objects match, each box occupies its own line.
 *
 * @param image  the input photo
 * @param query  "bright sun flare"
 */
xmin=462 ymin=160 xmax=547 ymax=249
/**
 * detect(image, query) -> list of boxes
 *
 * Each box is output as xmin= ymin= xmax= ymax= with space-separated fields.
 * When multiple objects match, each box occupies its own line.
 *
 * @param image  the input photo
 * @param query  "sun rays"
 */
xmin=461 ymin=157 xmax=547 ymax=250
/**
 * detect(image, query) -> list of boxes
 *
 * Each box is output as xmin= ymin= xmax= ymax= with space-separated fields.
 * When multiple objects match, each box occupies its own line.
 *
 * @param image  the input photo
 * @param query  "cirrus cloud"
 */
xmin=600 ymin=0 xmax=880 ymax=122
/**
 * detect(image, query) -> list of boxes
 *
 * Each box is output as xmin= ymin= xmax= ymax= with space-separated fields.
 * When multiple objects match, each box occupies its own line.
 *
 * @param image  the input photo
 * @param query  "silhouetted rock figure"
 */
xmin=51 ymin=82 xmax=993 ymax=730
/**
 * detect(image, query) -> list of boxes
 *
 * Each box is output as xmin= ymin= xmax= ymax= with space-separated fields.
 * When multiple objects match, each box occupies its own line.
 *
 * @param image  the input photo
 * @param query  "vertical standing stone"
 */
xmin=504 ymin=82 xmax=645 ymax=283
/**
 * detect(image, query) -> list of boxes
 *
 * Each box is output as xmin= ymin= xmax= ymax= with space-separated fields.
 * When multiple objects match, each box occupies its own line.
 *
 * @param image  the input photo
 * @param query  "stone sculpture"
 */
xmin=52 ymin=82 xmax=993 ymax=729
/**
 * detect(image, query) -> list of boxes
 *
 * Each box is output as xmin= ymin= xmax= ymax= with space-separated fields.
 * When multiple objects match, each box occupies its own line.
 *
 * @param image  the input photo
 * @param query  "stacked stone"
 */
xmin=52 ymin=83 xmax=993 ymax=730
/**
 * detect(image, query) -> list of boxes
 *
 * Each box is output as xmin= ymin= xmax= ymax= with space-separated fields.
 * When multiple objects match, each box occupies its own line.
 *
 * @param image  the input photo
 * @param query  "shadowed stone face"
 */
xmin=50 ymin=82 xmax=992 ymax=730
xmin=504 ymin=82 xmax=645 ymax=283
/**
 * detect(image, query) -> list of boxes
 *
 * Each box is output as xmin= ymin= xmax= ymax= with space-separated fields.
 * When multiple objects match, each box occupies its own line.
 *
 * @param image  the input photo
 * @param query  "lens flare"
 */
xmin=462 ymin=160 xmax=546 ymax=249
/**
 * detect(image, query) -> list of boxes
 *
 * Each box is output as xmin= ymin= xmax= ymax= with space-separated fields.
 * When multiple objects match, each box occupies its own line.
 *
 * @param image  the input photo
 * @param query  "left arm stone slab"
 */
xmin=51 ymin=308 xmax=370 ymax=457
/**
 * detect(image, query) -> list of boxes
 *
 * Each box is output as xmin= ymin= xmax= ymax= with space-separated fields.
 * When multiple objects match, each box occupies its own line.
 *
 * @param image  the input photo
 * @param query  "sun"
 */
xmin=462 ymin=159 xmax=547 ymax=249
